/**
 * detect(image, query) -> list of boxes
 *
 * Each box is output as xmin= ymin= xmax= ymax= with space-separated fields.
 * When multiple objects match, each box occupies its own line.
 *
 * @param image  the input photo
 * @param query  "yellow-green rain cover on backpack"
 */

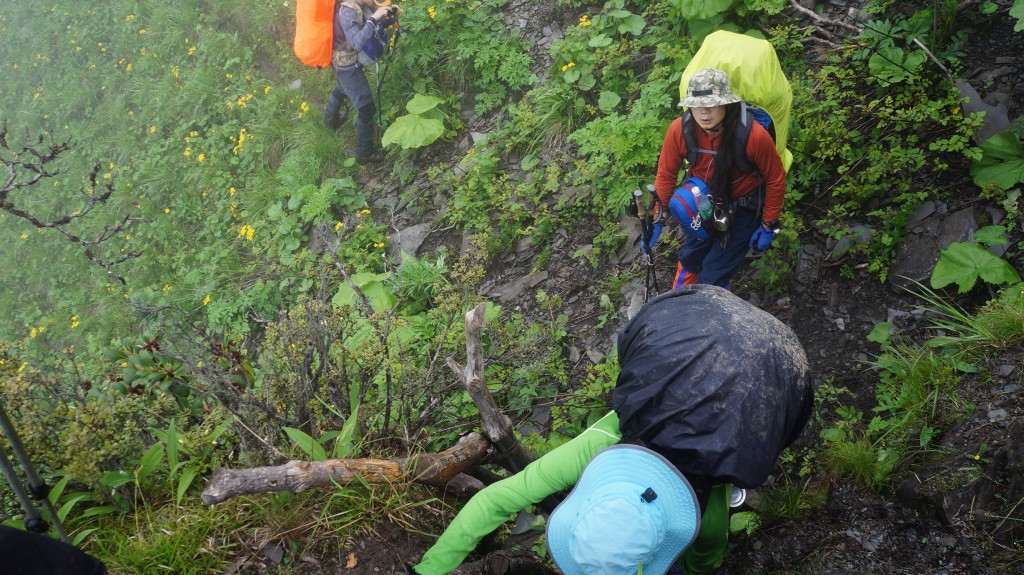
xmin=680 ymin=31 xmax=794 ymax=173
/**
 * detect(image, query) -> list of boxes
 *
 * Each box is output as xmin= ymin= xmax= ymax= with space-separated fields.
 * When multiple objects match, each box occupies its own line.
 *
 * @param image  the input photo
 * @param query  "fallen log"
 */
xmin=201 ymin=431 xmax=491 ymax=504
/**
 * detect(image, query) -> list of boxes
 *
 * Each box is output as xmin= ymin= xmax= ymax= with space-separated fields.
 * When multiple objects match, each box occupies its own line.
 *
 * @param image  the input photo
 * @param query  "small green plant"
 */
xmin=915 ymin=282 xmax=1024 ymax=354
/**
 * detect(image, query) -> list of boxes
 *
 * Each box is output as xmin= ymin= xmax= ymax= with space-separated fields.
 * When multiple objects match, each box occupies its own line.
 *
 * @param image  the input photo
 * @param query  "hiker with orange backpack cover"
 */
xmin=322 ymin=0 xmax=397 ymax=165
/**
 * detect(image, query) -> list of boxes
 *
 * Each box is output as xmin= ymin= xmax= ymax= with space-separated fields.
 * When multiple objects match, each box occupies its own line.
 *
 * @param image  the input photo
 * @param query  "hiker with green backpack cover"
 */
xmin=656 ymin=67 xmax=786 ymax=290
xmin=645 ymin=31 xmax=794 ymax=291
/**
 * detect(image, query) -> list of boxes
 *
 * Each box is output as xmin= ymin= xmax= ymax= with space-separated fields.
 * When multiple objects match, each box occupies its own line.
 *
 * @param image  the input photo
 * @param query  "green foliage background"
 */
xmin=1 ymin=0 xmax=1021 ymax=571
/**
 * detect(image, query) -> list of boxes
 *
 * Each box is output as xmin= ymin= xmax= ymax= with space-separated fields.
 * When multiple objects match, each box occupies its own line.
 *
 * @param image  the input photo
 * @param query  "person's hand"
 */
xmin=749 ymin=223 xmax=775 ymax=252
xmin=372 ymin=5 xmax=397 ymax=20
xmin=641 ymin=222 xmax=663 ymax=254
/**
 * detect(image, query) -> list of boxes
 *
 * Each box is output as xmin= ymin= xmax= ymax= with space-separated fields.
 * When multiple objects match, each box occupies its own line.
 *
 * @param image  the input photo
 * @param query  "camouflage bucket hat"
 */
xmin=679 ymin=68 xmax=742 ymax=108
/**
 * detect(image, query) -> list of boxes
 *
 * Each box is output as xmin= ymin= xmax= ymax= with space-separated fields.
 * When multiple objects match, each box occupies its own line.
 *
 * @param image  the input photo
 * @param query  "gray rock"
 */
xmin=796 ymin=243 xmax=823 ymax=285
xmin=956 ymin=79 xmax=1010 ymax=143
xmin=988 ymin=408 xmax=1008 ymax=422
xmin=909 ymin=201 xmax=936 ymax=224
xmin=391 ymin=222 xmax=432 ymax=259
xmin=829 ymin=225 xmax=874 ymax=260
xmin=973 ymin=66 xmax=1014 ymax=83
xmin=488 ymin=271 xmax=549 ymax=303
xmin=996 ymin=364 xmax=1017 ymax=378
xmin=889 ymin=207 xmax=978 ymax=293
xmin=625 ymin=292 xmax=645 ymax=321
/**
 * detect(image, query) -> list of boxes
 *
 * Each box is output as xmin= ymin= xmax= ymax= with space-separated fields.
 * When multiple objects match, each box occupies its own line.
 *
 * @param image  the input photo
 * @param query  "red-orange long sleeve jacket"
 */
xmin=654 ymin=117 xmax=785 ymax=224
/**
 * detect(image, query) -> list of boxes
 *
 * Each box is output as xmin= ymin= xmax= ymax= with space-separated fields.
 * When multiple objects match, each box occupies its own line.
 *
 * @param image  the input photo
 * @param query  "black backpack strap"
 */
xmin=733 ymin=102 xmax=756 ymax=174
xmin=681 ymin=111 xmax=698 ymax=169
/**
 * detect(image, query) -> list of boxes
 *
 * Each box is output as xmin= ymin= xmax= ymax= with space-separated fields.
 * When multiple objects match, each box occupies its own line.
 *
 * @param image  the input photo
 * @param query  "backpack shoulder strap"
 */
xmin=337 ymin=0 xmax=364 ymax=25
xmin=733 ymin=102 xmax=757 ymax=174
xmin=681 ymin=111 xmax=698 ymax=169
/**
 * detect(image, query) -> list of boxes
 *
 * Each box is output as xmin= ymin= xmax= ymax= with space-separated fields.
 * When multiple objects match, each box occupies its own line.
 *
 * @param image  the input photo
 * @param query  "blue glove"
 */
xmin=749 ymin=224 xmax=775 ymax=252
xmin=641 ymin=222 xmax=662 ymax=254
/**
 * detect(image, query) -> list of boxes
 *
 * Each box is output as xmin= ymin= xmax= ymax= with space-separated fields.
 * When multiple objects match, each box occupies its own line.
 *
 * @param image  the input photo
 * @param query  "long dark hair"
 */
xmin=709 ymin=102 xmax=742 ymax=206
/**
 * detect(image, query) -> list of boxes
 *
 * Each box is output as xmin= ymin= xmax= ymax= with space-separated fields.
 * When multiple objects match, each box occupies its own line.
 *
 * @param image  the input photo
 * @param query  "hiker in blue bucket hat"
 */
xmin=411 ymin=285 xmax=813 ymax=575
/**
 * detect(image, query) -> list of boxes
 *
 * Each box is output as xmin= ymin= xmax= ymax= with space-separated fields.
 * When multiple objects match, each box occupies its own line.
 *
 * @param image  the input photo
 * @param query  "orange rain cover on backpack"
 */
xmin=294 ymin=0 xmax=335 ymax=67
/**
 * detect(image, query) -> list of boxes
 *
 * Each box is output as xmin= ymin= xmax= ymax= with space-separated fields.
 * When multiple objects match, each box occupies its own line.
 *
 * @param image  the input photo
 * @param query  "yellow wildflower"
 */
xmin=202 ymin=294 xmax=211 ymax=306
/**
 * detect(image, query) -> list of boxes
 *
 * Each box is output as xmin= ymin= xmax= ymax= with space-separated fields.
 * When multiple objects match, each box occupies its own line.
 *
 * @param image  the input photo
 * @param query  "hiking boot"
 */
xmin=356 ymin=150 xmax=385 ymax=166
xmin=322 ymin=106 xmax=349 ymax=130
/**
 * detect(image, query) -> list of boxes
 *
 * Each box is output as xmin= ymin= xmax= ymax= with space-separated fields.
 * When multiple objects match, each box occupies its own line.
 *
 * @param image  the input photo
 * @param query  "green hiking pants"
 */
xmin=679 ymin=484 xmax=730 ymax=575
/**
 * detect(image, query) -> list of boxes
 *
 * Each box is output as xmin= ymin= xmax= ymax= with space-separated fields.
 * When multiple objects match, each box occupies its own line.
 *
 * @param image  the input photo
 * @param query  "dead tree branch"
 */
xmin=0 ymin=120 xmax=143 ymax=284
xmin=201 ymin=431 xmax=491 ymax=504
xmin=446 ymin=303 xmax=535 ymax=474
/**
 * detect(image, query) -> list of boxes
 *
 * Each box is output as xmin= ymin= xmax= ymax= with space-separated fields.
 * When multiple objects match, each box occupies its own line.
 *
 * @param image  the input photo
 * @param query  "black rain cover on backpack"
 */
xmin=612 ymin=285 xmax=812 ymax=488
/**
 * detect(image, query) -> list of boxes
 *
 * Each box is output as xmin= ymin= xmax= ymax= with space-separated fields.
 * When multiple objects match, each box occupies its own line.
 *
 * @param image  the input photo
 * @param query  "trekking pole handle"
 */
xmin=646 ymin=184 xmax=662 ymax=224
xmin=632 ymin=189 xmax=646 ymax=221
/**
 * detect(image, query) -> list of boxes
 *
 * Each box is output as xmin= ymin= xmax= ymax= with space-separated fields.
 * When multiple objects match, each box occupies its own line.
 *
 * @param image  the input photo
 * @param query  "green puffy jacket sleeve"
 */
xmin=413 ymin=411 xmax=622 ymax=575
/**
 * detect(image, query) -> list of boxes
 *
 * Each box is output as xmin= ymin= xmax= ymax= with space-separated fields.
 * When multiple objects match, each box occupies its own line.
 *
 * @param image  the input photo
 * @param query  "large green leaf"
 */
xmin=974 ymin=225 xmax=1010 ymax=247
xmin=971 ymin=131 xmax=1024 ymax=190
xmin=1012 ymin=0 xmax=1024 ymax=32
xmin=175 ymin=468 xmax=198 ymax=505
xmin=675 ymin=0 xmax=733 ymax=19
xmin=332 ymin=272 xmax=398 ymax=311
xmin=615 ymin=14 xmax=646 ymax=35
xmin=931 ymin=242 xmax=1022 ymax=293
xmin=405 ymin=93 xmax=443 ymax=115
xmin=381 ymin=115 xmax=445 ymax=150
xmin=598 ymin=91 xmax=622 ymax=111
xmin=868 ymin=47 xmax=926 ymax=84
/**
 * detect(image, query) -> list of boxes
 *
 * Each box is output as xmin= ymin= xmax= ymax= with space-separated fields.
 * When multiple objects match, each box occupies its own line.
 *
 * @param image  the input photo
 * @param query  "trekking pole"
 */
xmin=0 ymin=400 xmax=69 ymax=542
xmin=373 ymin=15 xmax=401 ymax=145
xmin=645 ymin=184 xmax=663 ymax=298
xmin=629 ymin=186 xmax=661 ymax=301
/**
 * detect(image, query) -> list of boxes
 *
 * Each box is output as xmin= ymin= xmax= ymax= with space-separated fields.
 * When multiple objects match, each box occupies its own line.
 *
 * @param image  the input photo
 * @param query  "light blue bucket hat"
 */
xmin=546 ymin=445 xmax=701 ymax=575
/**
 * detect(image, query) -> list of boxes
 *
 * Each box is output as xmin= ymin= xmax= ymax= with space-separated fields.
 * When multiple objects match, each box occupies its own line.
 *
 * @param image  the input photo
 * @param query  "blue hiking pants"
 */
xmin=674 ymin=203 xmax=760 ymax=289
xmin=328 ymin=64 xmax=376 ymax=157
